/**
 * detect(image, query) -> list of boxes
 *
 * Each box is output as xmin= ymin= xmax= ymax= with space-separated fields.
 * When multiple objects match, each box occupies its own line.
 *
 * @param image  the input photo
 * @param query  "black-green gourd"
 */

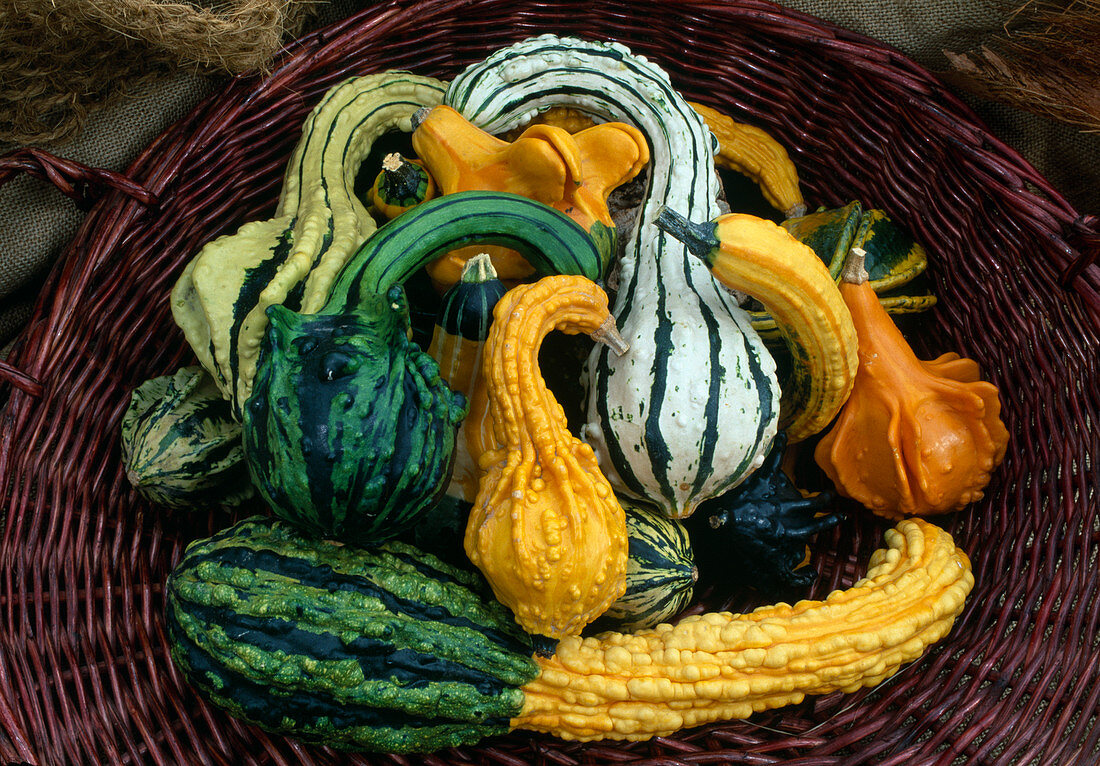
xmin=120 ymin=366 xmax=253 ymax=509
xmin=242 ymin=191 xmax=604 ymax=545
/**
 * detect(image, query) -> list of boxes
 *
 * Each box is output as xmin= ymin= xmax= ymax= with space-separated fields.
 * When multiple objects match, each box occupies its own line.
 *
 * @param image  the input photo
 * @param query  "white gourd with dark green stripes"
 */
xmin=445 ymin=36 xmax=780 ymax=518
xmin=172 ymin=73 xmax=446 ymax=419
xmin=165 ymin=516 xmax=540 ymax=753
xmin=598 ymin=501 xmax=697 ymax=632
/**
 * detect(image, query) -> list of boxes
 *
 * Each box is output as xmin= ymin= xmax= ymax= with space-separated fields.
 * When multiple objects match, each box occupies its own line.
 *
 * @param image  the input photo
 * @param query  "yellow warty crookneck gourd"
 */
xmin=814 ymin=248 xmax=1010 ymax=517
xmin=514 ymin=518 xmax=973 ymax=741
xmin=689 ymin=101 xmax=807 ymax=218
xmin=465 ymin=275 xmax=631 ymax=639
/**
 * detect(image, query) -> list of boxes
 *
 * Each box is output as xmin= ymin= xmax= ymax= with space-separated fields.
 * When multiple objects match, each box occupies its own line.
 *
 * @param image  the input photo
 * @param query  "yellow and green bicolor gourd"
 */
xmin=166 ymin=514 xmax=972 ymax=752
xmin=748 ymin=201 xmax=936 ymax=340
xmin=171 ymin=72 xmax=447 ymax=419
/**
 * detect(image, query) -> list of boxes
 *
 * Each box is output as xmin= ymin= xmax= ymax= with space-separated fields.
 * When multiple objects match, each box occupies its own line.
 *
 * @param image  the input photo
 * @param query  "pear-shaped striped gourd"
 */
xmin=427 ymin=253 xmax=505 ymax=503
xmin=445 ymin=35 xmax=780 ymax=519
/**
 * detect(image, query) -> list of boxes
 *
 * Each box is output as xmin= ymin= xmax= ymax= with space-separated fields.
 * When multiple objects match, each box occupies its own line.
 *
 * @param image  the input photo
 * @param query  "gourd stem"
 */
xmin=591 ymin=315 xmax=629 ymax=356
xmin=842 ymin=247 xmax=870 ymax=285
xmin=653 ymin=206 xmax=719 ymax=260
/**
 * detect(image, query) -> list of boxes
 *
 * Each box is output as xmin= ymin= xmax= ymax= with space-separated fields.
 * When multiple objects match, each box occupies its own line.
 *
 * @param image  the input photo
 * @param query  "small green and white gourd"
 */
xmin=445 ymin=36 xmax=780 ymax=519
xmin=120 ymin=366 xmax=253 ymax=509
xmin=596 ymin=501 xmax=697 ymax=632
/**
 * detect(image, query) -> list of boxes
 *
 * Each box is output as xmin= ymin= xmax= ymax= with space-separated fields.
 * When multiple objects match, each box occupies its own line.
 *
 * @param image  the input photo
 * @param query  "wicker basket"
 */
xmin=1 ymin=1 xmax=1098 ymax=764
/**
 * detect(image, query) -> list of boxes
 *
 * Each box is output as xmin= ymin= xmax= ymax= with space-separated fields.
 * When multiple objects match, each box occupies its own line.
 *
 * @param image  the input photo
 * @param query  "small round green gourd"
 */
xmin=120 ymin=366 xmax=253 ymax=509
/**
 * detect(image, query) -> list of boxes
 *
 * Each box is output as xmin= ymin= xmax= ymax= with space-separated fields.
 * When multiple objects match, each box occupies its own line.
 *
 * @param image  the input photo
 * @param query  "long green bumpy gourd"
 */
xmin=165 ymin=517 xmax=541 ymax=753
xmin=445 ymin=35 xmax=780 ymax=519
xmin=242 ymin=191 xmax=604 ymax=545
xmin=172 ymin=73 xmax=446 ymax=419
xmin=168 ymin=515 xmax=972 ymax=752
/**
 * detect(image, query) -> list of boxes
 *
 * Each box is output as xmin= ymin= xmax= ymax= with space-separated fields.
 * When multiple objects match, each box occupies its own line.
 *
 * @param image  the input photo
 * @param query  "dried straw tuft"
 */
xmin=943 ymin=1 xmax=1100 ymax=132
xmin=0 ymin=0 xmax=321 ymax=145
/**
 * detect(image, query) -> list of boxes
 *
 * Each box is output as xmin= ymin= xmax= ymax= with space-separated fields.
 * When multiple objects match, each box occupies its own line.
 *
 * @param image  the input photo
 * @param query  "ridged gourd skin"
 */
xmin=427 ymin=253 xmax=507 ymax=503
xmin=596 ymin=501 xmax=697 ymax=633
xmin=243 ymin=192 xmax=605 ymax=545
xmin=164 ymin=517 xmax=539 ymax=754
xmin=120 ymin=366 xmax=253 ymax=509
xmin=514 ymin=518 xmax=973 ymax=741
xmin=654 ymin=208 xmax=858 ymax=442
xmin=166 ymin=517 xmax=972 ymax=752
xmin=444 ymin=35 xmax=780 ymax=520
xmin=171 ymin=73 xmax=446 ymax=419
xmin=688 ymin=101 xmax=807 ymax=219
xmin=465 ymin=275 xmax=630 ymax=639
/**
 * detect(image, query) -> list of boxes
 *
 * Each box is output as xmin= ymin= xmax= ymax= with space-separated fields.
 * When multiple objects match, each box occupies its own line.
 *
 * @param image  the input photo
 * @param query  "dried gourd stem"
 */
xmin=590 ymin=315 xmax=629 ymax=355
xmin=462 ymin=252 xmax=498 ymax=283
xmin=381 ymin=152 xmax=405 ymax=173
xmin=842 ymin=247 xmax=870 ymax=285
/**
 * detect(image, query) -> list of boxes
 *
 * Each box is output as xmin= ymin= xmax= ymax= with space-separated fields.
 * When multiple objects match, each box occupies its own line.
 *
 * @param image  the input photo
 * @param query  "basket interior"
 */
xmin=1 ymin=1 xmax=1098 ymax=764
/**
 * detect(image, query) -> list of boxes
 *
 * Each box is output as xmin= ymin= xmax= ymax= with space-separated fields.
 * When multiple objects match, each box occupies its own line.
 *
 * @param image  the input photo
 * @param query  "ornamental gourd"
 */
xmin=426 ymin=253 xmax=505 ymax=502
xmin=444 ymin=35 xmax=781 ymax=518
xmin=814 ymin=248 xmax=1010 ymax=517
xmin=168 ymin=515 xmax=973 ymax=751
xmin=367 ymin=152 xmax=437 ymax=219
xmin=242 ymin=192 xmax=604 ymax=545
xmin=120 ymin=366 xmax=253 ymax=509
xmin=410 ymin=103 xmax=648 ymax=290
xmin=655 ymin=207 xmax=858 ymax=442
xmin=465 ymin=275 xmax=631 ymax=638
xmin=172 ymin=73 xmax=446 ymax=418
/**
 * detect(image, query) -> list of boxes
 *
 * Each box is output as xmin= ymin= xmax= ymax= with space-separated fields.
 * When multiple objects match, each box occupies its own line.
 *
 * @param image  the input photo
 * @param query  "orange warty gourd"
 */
xmin=465 ymin=275 xmax=631 ymax=638
xmin=814 ymin=247 xmax=1010 ymax=518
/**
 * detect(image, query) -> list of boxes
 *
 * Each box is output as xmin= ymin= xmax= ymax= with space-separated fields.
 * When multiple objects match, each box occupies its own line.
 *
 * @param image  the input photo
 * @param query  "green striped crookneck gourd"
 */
xmin=443 ymin=35 xmax=781 ymax=519
xmin=242 ymin=191 xmax=605 ymax=546
xmin=171 ymin=72 xmax=446 ymax=420
xmin=166 ymin=515 xmax=973 ymax=752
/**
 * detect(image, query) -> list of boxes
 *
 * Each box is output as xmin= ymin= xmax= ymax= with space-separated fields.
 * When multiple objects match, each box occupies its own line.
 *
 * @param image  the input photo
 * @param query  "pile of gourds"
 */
xmin=121 ymin=35 xmax=1008 ymax=754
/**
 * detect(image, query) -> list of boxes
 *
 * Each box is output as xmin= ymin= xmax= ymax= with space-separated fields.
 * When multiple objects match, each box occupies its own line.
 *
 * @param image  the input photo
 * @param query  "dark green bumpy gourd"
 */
xmin=165 ymin=516 xmax=539 ymax=753
xmin=243 ymin=191 xmax=604 ymax=545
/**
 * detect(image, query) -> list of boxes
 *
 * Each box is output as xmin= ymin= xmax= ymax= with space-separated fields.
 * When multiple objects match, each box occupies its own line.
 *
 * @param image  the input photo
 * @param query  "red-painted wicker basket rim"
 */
xmin=1 ymin=1 xmax=1098 ymax=764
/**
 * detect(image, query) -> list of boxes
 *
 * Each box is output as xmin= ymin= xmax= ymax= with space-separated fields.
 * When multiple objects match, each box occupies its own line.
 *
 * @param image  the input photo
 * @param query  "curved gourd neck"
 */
xmin=322 ymin=191 xmax=602 ymax=313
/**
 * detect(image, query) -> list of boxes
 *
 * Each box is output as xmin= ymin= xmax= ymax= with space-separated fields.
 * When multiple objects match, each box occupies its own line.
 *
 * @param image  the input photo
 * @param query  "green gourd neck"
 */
xmin=323 ymin=191 xmax=603 ymax=313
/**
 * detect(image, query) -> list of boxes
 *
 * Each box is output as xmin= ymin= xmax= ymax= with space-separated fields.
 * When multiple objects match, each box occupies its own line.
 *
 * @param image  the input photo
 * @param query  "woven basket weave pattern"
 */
xmin=1 ymin=1 xmax=1098 ymax=764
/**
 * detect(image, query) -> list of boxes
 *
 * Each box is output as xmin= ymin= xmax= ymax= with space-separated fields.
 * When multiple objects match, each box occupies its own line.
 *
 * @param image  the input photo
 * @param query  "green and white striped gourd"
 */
xmin=597 ymin=501 xmax=697 ymax=632
xmin=120 ymin=366 xmax=253 ymax=509
xmin=171 ymin=72 xmax=446 ymax=419
xmin=165 ymin=516 xmax=541 ymax=753
xmin=445 ymin=36 xmax=779 ymax=519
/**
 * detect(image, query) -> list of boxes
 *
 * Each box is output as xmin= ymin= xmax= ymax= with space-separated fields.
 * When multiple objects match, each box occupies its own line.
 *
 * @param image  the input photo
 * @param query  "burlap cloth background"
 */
xmin=2 ymin=0 xmax=1098 ymax=355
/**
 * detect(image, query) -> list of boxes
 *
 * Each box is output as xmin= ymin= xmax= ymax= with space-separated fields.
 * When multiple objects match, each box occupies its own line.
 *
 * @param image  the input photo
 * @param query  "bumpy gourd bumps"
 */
xmin=513 ymin=518 xmax=973 ymax=740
